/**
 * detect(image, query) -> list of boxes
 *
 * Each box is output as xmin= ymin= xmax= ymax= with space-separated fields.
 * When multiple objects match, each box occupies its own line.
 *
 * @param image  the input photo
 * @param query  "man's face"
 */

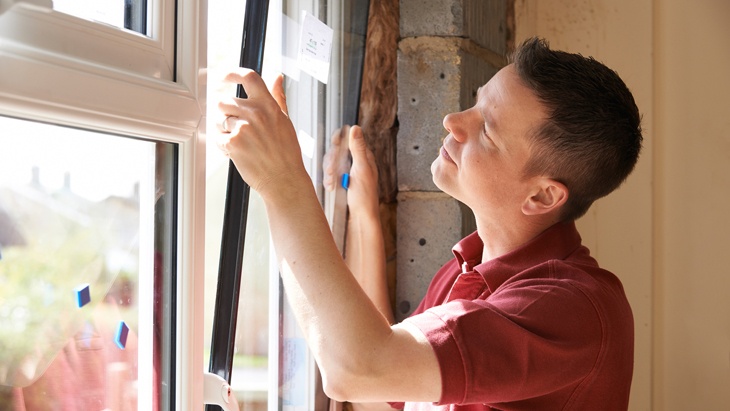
xmin=431 ymin=64 xmax=548 ymax=219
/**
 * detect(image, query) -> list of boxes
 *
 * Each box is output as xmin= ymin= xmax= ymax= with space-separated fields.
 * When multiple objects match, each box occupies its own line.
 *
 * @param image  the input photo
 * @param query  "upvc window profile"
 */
xmin=0 ymin=0 xmax=207 ymax=409
xmin=0 ymin=0 xmax=175 ymax=81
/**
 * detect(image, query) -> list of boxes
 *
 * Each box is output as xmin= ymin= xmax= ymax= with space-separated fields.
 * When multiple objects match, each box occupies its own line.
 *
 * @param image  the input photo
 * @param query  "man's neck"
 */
xmin=476 ymin=215 xmax=559 ymax=263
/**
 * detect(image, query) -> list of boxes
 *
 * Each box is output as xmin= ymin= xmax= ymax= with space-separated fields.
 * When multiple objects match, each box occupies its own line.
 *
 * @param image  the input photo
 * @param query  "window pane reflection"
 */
xmin=53 ymin=0 xmax=149 ymax=36
xmin=0 ymin=116 xmax=175 ymax=410
xmin=205 ymin=0 xmax=271 ymax=409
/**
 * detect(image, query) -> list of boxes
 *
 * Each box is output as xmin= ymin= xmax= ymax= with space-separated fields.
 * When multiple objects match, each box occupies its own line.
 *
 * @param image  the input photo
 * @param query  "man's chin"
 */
xmin=430 ymin=157 xmax=442 ymax=179
xmin=431 ymin=173 xmax=450 ymax=195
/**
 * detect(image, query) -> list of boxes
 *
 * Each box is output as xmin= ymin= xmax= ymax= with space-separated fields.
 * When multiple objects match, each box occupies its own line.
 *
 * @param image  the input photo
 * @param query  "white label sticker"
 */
xmin=281 ymin=13 xmax=302 ymax=81
xmin=297 ymin=11 xmax=333 ymax=84
xmin=281 ymin=338 xmax=307 ymax=406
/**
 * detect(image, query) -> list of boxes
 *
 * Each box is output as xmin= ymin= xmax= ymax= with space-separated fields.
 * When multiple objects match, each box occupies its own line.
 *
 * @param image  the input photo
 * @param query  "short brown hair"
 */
xmin=511 ymin=37 xmax=643 ymax=221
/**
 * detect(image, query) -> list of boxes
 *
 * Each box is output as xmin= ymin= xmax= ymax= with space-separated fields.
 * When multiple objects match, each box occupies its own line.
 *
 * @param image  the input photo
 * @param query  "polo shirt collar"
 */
xmin=451 ymin=221 xmax=583 ymax=293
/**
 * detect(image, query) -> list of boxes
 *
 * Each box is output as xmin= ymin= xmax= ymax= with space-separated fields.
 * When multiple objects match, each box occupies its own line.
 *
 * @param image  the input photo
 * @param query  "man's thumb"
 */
xmin=272 ymin=74 xmax=289 ymax=116
xmin=348 ymin=125 xmax=366 ymax=159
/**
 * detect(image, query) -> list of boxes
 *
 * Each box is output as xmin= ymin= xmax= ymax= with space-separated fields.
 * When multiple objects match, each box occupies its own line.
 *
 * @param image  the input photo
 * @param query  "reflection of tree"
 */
xmin=0 ymin=181 xmax=140 ymax=388
xmin=0 ymin=223 xmax=106 ymax=387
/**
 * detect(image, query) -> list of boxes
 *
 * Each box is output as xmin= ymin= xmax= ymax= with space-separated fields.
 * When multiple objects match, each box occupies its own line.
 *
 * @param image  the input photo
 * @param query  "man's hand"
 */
xmin=323 ymin=125 xmax=380 ymax=220
xmin=322 ymin=125 xmax=351 ymax=192
xmin=216 ymin=69 xmax=307 ymax=198
xmin=323 ymin=125 xmax=392 ymax=323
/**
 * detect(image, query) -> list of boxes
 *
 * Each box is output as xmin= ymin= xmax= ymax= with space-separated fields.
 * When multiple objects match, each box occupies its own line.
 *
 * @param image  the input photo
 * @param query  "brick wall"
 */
xmin=395 ymin=0 xmax=513 ymax=321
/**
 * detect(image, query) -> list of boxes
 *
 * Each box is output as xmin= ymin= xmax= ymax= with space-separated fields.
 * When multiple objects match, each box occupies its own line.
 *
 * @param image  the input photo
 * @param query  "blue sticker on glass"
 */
xmin=74 ymin=284 xmax=91 ymax=308
xmin=115 ymin=321 xmax=129 ymax=349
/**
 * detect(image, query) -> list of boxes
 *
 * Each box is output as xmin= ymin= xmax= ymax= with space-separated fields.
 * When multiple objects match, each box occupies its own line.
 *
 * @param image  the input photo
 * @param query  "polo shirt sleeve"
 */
xmin=404 ymin=277 xmax=604 ymax=405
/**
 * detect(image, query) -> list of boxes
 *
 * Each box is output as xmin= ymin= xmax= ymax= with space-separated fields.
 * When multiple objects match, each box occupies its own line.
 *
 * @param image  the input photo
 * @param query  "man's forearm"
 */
xmin=350 ymin=401 xmax=397 ymax=411
xmin=262 ymin=176 xmax=395 ymax=397
xmin=345 ymin=211 xmax=393 ymax=324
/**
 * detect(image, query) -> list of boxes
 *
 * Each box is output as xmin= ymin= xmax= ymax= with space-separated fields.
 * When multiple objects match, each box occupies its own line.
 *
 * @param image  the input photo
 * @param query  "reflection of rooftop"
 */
xmin=0 ymin=168 xmax=140 ymax=252
xmin=0 ymin=205 xmax=25 ymax=248
xmin=0 ymin=168 xmax=95 ymax=237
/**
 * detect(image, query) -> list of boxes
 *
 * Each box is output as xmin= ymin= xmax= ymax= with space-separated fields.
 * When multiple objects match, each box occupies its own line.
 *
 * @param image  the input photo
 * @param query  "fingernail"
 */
xmin=341 ymin=173 xmax=350 ymax=190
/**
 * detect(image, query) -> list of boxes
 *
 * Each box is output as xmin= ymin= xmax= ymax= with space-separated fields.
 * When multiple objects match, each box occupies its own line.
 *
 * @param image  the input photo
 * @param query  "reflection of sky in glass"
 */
xmin=52 ymin=0 xmax=125 ymax=30
xmin=205 ymin=0 xmax=246 ymax=179
xmin=204 ymin=2 xmax=274 ymax=404
xmin=0 ymin=116 xmax=150 ymax=202
xmin=205 ymin=0 xmax=284 ymax=178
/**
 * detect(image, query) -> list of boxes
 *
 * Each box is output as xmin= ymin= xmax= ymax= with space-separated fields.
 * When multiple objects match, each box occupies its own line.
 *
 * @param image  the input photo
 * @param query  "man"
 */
xmin=217 ymin=37 xmax=642 ymax=410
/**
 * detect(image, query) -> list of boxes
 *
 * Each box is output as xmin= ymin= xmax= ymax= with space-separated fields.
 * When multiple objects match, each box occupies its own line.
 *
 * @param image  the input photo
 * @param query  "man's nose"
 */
xmin=443 ymin=110 xmax=469 ymax=143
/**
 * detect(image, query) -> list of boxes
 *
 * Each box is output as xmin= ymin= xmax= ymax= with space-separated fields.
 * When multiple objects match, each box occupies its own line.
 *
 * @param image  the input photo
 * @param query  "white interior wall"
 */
xmin=515 ymin=0 xmax=730 ymax=409
xmin=652 ymin=1 xmax=730 ymax=409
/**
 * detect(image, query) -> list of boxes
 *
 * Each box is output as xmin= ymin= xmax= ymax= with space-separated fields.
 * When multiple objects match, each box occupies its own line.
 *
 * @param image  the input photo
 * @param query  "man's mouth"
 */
xmin=441 ymin=146 xmax=455 ymax=164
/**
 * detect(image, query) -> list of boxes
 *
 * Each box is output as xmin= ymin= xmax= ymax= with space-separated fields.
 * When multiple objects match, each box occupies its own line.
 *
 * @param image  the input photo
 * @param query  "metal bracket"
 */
xmin=203 ymin=372 xmax=240 ymax=411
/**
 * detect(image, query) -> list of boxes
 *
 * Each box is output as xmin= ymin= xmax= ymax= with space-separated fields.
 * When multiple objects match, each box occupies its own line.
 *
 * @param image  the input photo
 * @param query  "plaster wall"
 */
xmin=515 ymin=0 xmax=730 ymax=409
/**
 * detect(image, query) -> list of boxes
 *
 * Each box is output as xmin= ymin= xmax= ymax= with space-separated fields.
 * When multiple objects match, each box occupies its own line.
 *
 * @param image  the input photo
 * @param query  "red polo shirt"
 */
xmin=395 ymin=221 xmax=634 ymax=410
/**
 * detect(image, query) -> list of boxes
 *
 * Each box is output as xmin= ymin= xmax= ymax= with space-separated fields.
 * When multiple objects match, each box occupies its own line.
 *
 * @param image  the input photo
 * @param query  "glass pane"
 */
xmin=53 ymin=0 xmax=149 ymax=36
xmin=268 ymin=1 xmax=371 ymax=409
xmin=206 ymin=1 xmax=271 ymax=410
xmin=0 ymin=116 xmax=175 ymax=409
xmin=206 ymin=0 xmax=369 ymax=409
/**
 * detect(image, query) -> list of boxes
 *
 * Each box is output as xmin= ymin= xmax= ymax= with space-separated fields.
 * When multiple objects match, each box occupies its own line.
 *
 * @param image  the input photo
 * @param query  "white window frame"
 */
xmin=0 ymin=0 xmax=207 ymax=408
xmin=0 ymin=0 xmax=176 ymax=80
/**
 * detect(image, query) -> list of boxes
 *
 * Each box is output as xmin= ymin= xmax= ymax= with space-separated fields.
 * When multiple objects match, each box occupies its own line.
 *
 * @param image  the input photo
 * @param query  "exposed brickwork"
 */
xmin=395 ymin=0 xmax=512 ymax=320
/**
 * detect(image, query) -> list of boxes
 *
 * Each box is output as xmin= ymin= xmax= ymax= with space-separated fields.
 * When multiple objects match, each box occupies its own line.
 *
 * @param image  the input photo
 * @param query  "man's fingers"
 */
xmin=330 ymin=127 xmax=344 ymax=147
xmin=223 ymin=68 xmax=271 ymax=100
xmin=217 ymin=114 xmax=239 ymax=133
xmin=221 ymin=70 xmax=291 ymax=121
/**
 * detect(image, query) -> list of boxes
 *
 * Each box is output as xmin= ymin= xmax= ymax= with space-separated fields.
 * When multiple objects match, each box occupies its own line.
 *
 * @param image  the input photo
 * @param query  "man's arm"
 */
xmin=345 ymin=205 xmax=393 ymax=324
xmin=326 ymin=127 xmax=395 ymax=410
xmin=217 ymin=69 xmax=441 ymax=403
xmin=350 ymin=402 xmax=399 ymax=411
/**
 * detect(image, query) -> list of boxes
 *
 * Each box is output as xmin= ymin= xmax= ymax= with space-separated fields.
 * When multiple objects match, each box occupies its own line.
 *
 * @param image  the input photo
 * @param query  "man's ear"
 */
xmin=522 ymin=178 xmax=568 ymax=216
